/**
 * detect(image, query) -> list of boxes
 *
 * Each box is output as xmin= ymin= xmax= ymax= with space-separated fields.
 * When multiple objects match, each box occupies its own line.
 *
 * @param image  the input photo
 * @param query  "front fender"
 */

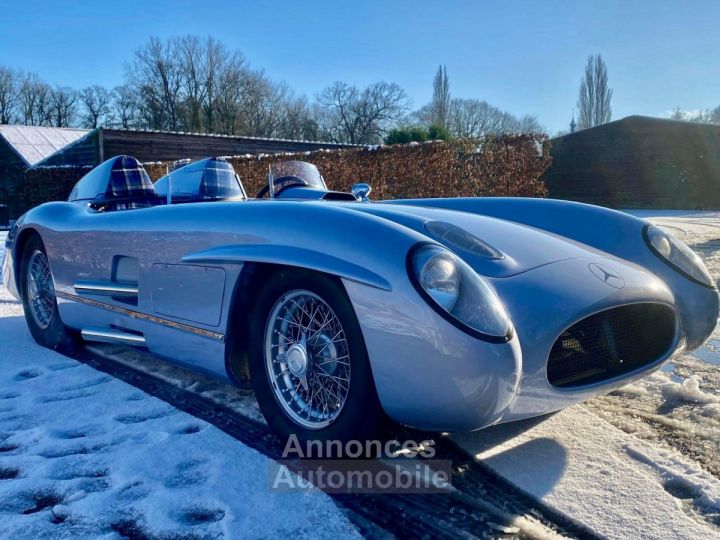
xmin=182 ymin=244 xmax=391 ymax=291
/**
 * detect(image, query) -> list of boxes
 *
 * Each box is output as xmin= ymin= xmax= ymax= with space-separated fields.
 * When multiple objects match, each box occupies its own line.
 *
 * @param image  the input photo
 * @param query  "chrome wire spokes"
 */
xmin=27 ymin=250 xmax=55 ymax=329
xmin=264 ymin=290 xmax=351 ymax=429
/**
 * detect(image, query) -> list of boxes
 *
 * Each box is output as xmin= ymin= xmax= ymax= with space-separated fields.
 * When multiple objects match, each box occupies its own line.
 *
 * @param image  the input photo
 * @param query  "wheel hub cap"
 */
xmin=286 ymin=343 xmax=309 ymax=377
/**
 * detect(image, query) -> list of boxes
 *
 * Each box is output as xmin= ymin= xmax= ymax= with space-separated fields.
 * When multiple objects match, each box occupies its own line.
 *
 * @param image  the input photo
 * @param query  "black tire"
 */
xmin=20 ymin=235 xmax=76 ymax=352
xmin=248 ymin=268 xmax=384 ymax=445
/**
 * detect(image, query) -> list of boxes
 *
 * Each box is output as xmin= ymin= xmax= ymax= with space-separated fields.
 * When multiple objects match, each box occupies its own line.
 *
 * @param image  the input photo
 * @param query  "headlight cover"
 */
xmin=408 ymin=244 xmax=513 ymax=342
xmin=425 ymin=221 xmax=504 ymax=259
xmin=644 ymin=225 xmax=715 ymax=289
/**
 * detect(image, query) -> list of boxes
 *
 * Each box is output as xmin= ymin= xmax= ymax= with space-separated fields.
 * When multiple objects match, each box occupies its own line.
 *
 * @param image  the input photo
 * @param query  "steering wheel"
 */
xmin=255 ymin=184 xmax=270 ymax=199
xmin=255 ymin=176 xmax=307 ymax=198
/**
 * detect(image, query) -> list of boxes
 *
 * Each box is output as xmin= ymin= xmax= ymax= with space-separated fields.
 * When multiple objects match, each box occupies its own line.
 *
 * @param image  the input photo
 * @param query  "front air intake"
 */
xmin=547 ymin=303 xmax=676 ymax=388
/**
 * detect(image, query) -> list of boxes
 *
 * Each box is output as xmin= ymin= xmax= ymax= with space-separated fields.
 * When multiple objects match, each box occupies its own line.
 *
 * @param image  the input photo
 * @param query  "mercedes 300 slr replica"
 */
xmin=3 ymin=156 xmax=718 ymax=441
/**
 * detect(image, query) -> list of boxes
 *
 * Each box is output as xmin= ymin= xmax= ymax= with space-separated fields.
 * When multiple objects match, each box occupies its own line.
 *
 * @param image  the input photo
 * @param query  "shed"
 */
xmin=0 ymin=125 xmax=354 ymax=218
xmin=0 ymin=125 xmax=89 ymax=218
xmin=35 ymin=128 xmax=355 ymax=168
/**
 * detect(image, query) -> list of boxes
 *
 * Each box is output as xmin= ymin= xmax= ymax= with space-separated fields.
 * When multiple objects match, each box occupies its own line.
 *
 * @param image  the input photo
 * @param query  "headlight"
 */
xmin=644 ymin=225 xmax=715 ymax=289
xmin=416 ymin=248 xmax=459 ymax=311
xmin=409 ymin=244 xmax=513 ymax=341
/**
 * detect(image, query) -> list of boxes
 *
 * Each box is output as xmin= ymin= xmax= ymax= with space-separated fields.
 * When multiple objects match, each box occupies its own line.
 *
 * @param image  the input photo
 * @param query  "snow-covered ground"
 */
xmin=0 ymin=273 xmax=358 ymax=537
xmin=0 ymin=212 xmax=719 ymax=538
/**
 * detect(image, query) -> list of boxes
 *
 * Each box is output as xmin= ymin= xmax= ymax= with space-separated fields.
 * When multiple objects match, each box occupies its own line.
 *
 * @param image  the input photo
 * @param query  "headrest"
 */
xmin=107 ymin=156 xmax=155 ymax=200
xmin=199 ymin=158 xmax=239 ymax=198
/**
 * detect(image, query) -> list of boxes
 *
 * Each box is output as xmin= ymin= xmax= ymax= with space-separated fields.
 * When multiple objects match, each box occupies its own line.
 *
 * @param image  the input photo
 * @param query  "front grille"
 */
xmin=547 ymin=303 xmax=676 ymax=388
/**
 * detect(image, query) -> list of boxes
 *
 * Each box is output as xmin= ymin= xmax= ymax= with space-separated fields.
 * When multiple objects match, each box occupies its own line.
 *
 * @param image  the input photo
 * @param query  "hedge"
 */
xmin=23 ymin=136 xmax=550 ymax=209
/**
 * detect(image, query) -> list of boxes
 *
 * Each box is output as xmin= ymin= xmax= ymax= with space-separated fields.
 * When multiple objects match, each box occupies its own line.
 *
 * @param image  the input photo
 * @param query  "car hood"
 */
xmin=341 ymin=202 xmax=605 ymax=278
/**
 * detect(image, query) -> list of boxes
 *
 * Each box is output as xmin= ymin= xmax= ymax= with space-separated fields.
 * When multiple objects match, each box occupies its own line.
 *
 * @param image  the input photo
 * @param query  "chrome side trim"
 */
xmin=74 ymin=280 xmax=139 ymax=298
xmin=56 ymin=291 xmax=225 ymax=342
xmin=81 ymin=327 xmax=146 ymax=346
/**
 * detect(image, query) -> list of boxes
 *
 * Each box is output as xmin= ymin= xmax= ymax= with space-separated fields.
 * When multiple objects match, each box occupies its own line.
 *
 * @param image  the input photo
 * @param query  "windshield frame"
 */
xmin=268 ymin=161 xmax=327 ymax=197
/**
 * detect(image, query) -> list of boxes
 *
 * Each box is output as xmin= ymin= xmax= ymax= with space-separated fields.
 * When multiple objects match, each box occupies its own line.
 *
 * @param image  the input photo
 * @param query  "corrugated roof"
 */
xmin=0 ymin=125 xmax=90 ymax=166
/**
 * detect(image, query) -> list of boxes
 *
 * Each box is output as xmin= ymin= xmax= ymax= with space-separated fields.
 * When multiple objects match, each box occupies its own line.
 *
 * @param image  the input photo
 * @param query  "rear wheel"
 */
xmin=248 ymin=269 xmax=383 ymax=444
xmin=20 ymin=236 xmax=75 ymax=351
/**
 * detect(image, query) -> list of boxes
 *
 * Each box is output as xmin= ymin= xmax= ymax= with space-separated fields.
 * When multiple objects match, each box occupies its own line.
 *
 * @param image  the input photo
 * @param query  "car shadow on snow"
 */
xmin=453 ymin=414 xmax=567 ymax=497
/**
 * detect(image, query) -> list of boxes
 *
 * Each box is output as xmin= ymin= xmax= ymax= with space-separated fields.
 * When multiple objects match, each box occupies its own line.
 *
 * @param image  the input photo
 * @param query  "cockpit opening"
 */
xmin=154 ymin=157 xmax=247 ymax=203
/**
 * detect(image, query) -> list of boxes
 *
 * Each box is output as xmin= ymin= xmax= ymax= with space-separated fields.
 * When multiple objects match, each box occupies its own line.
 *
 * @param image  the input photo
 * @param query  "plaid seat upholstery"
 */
xmin=112 ymin=201 xmax=150 ymax=210
xmin=107 ymin=156 xmax=155 ymax=200
xmin=199 ymin=158 xmax=240 ymax=199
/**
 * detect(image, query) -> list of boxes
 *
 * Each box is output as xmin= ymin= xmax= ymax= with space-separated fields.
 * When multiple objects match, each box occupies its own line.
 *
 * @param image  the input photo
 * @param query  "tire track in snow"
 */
xmin=61 ymin=343 xmax=599 ymax=540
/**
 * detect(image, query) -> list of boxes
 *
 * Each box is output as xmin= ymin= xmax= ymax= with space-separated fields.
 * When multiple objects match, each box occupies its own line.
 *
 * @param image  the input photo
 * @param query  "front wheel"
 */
xmin=248 ymin=269 xmax=384 ymax=444
xmin=20 ymin=236 xmax=75 ymax=351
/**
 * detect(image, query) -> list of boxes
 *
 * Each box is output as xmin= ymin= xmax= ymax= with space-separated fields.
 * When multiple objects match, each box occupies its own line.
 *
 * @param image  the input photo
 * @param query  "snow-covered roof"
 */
xmin=0 ymin=125 xmax=90 ymax=166
xmin=101 ymin=127 xmax=354 ymax=147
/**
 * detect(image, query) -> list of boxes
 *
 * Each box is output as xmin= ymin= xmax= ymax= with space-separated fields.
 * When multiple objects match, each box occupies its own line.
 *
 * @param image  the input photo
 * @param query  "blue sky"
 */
xmin=1 ymin=0 xmax=719 ymax=134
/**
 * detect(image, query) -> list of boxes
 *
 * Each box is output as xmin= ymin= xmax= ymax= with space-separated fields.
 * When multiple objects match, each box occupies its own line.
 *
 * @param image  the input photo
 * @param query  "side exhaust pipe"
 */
xmin=80 ymin=327 xmax=146 ymax=346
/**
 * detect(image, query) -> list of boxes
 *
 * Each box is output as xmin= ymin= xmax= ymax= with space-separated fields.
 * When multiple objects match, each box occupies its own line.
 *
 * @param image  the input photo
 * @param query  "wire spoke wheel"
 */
xmin=26 ymin=250 xmax=55 ymax=330
xmin=264 ymin=290 xmax=351 ymax=429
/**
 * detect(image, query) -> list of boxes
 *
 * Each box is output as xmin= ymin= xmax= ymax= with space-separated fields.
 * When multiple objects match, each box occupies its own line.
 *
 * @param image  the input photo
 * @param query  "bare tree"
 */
xmin=174 ymin=35 xmax=258 ymax=134
xmin=678 ymin=106 xmax=720 ymax=125
xmin=449 ymin=98 xmax=494 ymax=137
xmin=670 ymin=106 xmax=685 ymax=121
xmin=709 ymin=106 xmax=720 ymax=124
xmin=200 ymin=57 xmax=291 ymax=138
xmin=316 ymin=83 xmax=363 ymax=143
xmin=430 ymin=65 xmax=450 ymax=129
xmin=0 ymin=66 xmax=18 ymax=124
xmin=276 ymin=94 xmax=319 ymax=140
xmin=80 ymin=85 xmax=113 ymax=128
xmin=203 ymin=38 xmax=245 ymax=133
xmin=228 ymin=69 xmax=283 ymax=137
xmin=448 ymin=99 xmax=504 ymax=137
xmin=513 ymin=114 xmax=543 ymax=134
xmin=577 ymin=54 xmax=612 ymax=130
xmin=111 ymin=84 xmax=139 ymax=128
xmin=316 ymin=81 xmax=410 ymax=144
xmin=127 ymin=37 xmax=183 ymax=130
xmin=411 ymin=103 xmax=433 ymax=126
xmin=49 ymin=86 xmax=78 ymax=127
xmin=18 ymin=72 xmax=52 ymax=125
xmin=212 ymin=61 xmax=248 ymax=135
xmin=127 ymin=36 xmax=260 ymax=134
xmin=446 ymin=98 xmax=543 ymax=138
xmin=177 ymin=35 xmax=207 ymax=131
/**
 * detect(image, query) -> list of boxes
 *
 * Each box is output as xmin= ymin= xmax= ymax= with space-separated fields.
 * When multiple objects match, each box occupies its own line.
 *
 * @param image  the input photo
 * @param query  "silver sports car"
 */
xmin=3 ymin=155 xmax=718 ymax=442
